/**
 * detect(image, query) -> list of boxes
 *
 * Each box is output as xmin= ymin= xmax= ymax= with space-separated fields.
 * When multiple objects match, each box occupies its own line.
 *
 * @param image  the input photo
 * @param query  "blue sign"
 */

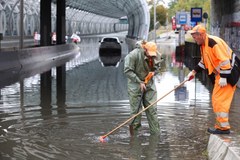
xmin=191 ymin=8 xmax=202 ymax=22
xmin=190 ymin=21 xmax=197 ymax=27
xmin=179 ymin=13 xmax=187 ymax=25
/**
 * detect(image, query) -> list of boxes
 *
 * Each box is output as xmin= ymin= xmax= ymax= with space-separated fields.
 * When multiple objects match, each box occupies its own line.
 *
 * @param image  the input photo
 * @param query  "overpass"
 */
xmin=0 ymin=0 xmax=149 ymax=44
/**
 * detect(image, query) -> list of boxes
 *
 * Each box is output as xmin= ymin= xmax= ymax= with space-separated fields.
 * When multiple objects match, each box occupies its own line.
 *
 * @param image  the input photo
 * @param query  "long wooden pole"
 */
xmin=100 ymin=79 xmax=189 ymax=139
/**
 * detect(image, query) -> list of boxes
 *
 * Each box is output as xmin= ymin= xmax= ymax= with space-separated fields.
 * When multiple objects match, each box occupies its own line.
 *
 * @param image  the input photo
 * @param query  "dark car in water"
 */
xmin=99 ymin=37 xmax=122 ymax=67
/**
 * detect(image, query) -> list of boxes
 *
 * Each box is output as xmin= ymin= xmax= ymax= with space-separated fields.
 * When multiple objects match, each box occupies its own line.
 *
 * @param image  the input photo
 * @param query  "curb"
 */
xmin=207 ymin=134 xmax=240 ymax=159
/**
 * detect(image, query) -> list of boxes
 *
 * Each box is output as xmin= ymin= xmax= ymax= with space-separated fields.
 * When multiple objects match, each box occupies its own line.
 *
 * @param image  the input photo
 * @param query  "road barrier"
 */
xmin=0 ymin=43 xmax=80 ymax=88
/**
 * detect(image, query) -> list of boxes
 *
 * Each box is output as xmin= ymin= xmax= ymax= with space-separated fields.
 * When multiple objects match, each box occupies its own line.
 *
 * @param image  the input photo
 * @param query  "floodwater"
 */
xmin=0 ymin=33 xmax=240 ymax=160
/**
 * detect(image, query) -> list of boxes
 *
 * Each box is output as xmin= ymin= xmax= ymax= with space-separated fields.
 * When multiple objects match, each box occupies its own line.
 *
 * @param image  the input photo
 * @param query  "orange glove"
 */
xmin=144 ymin=72 xmax=155 ymax=84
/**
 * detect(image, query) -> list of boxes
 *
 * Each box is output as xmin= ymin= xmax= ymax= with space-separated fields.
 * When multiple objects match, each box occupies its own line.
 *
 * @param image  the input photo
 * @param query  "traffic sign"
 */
xmin=191 ymin=8 xmax=202 ymax=22
xmin=179 ymin=13 xmax=187 ymax=25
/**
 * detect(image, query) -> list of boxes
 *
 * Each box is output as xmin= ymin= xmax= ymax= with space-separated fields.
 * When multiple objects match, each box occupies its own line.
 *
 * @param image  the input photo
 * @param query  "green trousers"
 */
xmin=128 ymin=87 xmax=160 ymax=135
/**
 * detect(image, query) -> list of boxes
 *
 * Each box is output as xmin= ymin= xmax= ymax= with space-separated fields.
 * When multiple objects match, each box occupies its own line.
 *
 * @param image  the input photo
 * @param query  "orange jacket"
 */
xmin=195 ymin=34 xmax=233 ymax=78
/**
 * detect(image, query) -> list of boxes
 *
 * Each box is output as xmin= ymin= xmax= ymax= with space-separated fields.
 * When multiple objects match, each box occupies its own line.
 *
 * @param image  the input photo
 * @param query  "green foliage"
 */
xmin=156 ymin=5 xmax=167 ymax=25
xmin=149 ymin=4 xmax=167 ymax=30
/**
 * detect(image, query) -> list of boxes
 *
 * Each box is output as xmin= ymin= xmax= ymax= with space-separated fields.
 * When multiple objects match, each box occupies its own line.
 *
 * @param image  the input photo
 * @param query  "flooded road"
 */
xmin=0 ymin=34 xmax=240 ymax=160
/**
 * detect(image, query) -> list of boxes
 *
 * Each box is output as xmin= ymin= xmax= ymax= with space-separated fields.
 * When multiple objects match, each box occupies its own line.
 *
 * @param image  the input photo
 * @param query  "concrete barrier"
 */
xmin=208 ymin=134 xmax=240 ymax=160
xmin=0 ymin=50 xmax=22 ymax=71
xmin=17 ymin=43 xmax=79 ymax=66
xmin=0 ymin=43 xmax=80 ymax=88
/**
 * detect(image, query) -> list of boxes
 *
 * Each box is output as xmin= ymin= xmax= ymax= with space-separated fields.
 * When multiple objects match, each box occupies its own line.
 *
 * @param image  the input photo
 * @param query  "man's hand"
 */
xmin=187 ymin=70 xmax=196 ymax=81
xmin=219 ymin=77 xmax=227 ymax=87
xmin=140 ymin=82 xmax=146 ymax=92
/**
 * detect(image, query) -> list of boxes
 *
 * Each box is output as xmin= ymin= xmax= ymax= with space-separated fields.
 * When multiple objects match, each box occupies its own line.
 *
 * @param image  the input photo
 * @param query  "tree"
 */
xmin=149 ymin=4 xmax=167 ymax=30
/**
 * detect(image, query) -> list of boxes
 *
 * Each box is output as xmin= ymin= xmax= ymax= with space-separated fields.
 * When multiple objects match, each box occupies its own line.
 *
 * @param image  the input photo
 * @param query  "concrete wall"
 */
xmin=211 ymin=0 xmax=240 ymax=54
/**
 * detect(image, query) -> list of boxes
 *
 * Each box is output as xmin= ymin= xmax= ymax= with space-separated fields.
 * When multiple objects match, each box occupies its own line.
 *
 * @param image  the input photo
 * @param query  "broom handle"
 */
xmin=101 ymin=79 xmax=189 ymax=138
xmin=130 ymin=90 xmax=144 ymax=125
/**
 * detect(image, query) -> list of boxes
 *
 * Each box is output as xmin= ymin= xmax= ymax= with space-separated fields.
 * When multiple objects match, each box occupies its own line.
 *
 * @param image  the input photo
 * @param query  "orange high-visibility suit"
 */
xmin=194 ymin=34 xmax=237 ymax=130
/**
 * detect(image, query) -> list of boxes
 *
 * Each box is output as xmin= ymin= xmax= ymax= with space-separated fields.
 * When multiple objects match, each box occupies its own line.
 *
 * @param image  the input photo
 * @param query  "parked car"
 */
xmin=98 ymin=37 xmax=123 ymax=67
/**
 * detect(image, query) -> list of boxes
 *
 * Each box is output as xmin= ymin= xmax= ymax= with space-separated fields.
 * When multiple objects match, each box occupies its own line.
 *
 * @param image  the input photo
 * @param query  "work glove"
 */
xmin=140 ymin=82 xmax=146 ymax=92
xmin=219 ymin=77 xmax=227 ymax=87
xmin=187 ymin=70 xmax=196 ymax=81
xmin=144 ymin=72 xmax=155 ymax=84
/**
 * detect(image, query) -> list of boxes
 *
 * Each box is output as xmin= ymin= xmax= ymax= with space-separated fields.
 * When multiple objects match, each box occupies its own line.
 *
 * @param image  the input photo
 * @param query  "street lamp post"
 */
xmin=153 ymin=0 xmax=156 ymax=43
xmin=20 ymin=0 xmax=24 ymax=49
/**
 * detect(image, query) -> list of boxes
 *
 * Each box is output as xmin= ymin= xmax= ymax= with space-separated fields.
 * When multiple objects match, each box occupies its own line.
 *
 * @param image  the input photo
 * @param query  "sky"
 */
xmin=147 ymin=0 xmax=173 ymax=8
xmin=158 ymin=0 xmax=173 ymax=8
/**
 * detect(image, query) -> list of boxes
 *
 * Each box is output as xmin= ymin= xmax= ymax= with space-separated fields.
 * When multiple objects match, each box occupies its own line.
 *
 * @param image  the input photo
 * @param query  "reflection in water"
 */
xmin=56 ymin=65 xmax=66 ymax=108
xmin=174 ymin=86 xmax=188 ymax=101
xmin=0 ymin=35 xmax=240 ymax=159
xmin=129 ymin=135 xmax=162 ymax=159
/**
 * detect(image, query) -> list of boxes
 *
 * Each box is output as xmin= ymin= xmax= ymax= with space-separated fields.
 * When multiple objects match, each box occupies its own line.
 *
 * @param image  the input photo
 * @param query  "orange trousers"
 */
xmin=212 ymin=74 xmax=236 ymax=130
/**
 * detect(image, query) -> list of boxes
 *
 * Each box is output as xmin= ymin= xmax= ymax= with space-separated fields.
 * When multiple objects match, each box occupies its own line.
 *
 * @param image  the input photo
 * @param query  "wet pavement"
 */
xmin=0 ymin=33 xmax=240 ymax=159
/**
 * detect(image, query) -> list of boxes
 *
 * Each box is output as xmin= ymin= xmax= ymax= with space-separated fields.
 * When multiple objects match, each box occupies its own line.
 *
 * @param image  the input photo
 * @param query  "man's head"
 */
xmin=189 ymin=24 xmax=206 ymax=45
xmin=143 ymin=42 xmax=157 ymax=57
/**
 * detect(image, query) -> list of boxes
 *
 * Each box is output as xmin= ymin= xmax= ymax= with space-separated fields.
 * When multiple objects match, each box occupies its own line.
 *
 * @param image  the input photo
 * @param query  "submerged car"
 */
xmin=99 ymin=37 xmax=123 ymax=67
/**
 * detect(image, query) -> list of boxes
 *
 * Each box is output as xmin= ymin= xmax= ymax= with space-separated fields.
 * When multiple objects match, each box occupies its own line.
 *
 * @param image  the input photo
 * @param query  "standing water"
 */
xmin=0 ymin=36 xmax=240 ymax=160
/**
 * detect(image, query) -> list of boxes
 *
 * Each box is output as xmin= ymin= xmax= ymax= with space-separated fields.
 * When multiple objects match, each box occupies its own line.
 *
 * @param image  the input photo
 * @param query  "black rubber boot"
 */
xmin=207 ymin=127 xmax=230 ymax=134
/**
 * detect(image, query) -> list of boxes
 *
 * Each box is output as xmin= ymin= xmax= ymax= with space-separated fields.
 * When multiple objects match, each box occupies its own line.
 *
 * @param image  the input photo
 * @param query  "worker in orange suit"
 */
xmin=187 ymin=24 xmax=237 ymax=134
